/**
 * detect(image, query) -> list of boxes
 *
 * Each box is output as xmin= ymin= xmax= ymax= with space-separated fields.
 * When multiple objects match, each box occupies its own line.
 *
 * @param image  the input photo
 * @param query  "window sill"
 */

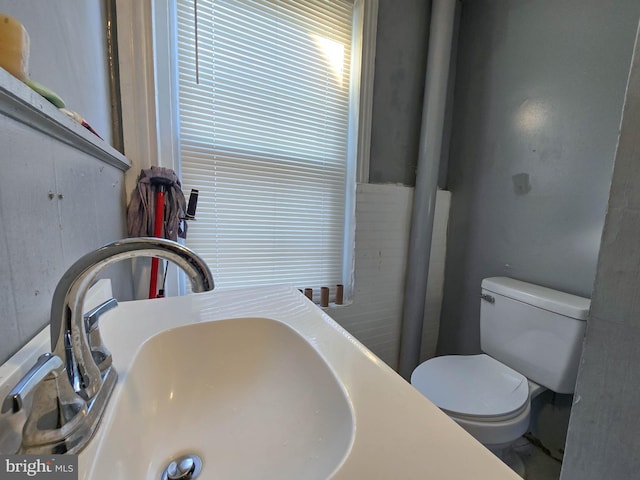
xmin=0 ymin=67 xmax=130 ymax=172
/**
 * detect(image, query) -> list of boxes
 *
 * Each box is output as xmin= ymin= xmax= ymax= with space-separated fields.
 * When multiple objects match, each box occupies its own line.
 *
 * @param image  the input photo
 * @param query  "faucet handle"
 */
xmin=4 ymin=354 xmax=88 ymax=452
xmin=2 ymin=353 xmax=63 ymax=414
xmin=83 ymin=298 xmax=118 ymax=373
xmin=84 ymin=298 xmax=118 ymax=333
xmin=2 ymin=353 xmax=86 ymax=453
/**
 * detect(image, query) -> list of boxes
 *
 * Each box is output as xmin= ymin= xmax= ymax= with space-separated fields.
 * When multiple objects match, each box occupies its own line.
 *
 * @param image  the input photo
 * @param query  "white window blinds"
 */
xmin=176 ymin=0 xmax=358 ymax=295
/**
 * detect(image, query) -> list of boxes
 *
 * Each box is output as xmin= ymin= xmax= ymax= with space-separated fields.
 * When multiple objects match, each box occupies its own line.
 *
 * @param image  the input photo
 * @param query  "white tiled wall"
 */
xmin=328 ymin=184 xmax=450 ymax=369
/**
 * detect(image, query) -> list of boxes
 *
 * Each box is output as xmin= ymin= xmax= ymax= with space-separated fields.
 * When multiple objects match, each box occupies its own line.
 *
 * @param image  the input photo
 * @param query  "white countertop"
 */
xmin=1 ymin=284 xmax=520 ymax=479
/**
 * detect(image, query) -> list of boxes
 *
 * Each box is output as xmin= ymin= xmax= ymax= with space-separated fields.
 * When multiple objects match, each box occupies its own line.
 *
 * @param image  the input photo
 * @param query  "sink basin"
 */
xmin=88 ymin=317 xmax=354 ymax=480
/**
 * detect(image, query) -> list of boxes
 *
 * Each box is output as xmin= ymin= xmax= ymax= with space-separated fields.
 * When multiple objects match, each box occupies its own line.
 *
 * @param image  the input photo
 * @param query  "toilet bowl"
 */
xmin=411 ymin=277 xmax=590 ymax=473
xmin=411 ymin=354 xmax=544 ymax=448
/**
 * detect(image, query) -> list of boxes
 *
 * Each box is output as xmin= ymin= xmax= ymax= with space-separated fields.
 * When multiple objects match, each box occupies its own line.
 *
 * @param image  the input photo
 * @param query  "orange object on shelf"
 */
xmin=0 ymin=13 xmax=30 ymax=81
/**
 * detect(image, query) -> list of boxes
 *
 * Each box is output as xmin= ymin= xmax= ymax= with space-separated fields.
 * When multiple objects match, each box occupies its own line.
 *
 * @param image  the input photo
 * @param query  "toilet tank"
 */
xmin=480 ymin=277 xmax=590 ymax=394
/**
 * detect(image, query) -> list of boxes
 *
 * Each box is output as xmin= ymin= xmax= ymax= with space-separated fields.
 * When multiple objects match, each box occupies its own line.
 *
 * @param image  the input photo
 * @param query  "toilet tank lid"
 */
xmin=482 ymin=277 xmax=591 ymax=320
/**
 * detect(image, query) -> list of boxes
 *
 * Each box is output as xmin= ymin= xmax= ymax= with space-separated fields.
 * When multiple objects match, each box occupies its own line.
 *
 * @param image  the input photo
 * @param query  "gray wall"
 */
xmin=369 ymin=0 xmax=431 ymax=185
xmin=0 ymin=0 xmax=130 ymax=364
xmin=0 ymin=118 xmax=131 ymax=364
xmin=439 ymin=0 xmax=640 ymax=356
xmin=561 ymin=21 xmax=640 ymax=480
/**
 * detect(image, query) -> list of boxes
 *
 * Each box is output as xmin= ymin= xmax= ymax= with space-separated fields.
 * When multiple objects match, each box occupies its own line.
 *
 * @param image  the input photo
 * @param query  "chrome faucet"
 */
xmin=3 ymin=238 xmax=214 ymax=454
xmin=50 ymin=237 xmax=214 ymax=401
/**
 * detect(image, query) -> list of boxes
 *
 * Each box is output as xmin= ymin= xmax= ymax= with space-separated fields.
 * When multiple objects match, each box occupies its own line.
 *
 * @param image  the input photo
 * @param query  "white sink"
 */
xmin=0 ymin=284 xmax=521 ymax=479
xmin=89 ymin=317 xmax=354 ymax=480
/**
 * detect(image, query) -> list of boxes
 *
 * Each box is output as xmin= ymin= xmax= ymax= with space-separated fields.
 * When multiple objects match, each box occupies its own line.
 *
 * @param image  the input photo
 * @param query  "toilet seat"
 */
xmin=411 ymin=354 xmax=529 ymax=420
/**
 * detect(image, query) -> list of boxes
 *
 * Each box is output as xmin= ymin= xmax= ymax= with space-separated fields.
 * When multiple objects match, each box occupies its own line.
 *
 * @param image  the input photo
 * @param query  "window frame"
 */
xmin=116 ymin=0 xmax=378 ymax=299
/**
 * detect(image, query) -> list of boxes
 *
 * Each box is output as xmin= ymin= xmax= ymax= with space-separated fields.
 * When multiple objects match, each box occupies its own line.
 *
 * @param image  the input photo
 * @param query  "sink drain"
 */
xmin=161 ymin=454 xmax=203 ymax=480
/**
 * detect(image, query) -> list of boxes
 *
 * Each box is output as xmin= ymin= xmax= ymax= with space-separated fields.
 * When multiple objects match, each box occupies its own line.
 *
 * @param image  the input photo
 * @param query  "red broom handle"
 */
xmin=148 ymin=189 xmax=165 ymax=299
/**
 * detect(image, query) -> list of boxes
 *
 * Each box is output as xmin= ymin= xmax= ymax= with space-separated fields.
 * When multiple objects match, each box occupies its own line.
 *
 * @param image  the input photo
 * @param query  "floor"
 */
xmin=513 ymin=437 xmax=563 ymax=480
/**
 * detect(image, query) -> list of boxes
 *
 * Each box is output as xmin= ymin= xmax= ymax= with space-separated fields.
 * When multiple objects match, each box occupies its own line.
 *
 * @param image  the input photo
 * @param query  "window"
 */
xmin=166 ymin=0 xmax=375 ymax=300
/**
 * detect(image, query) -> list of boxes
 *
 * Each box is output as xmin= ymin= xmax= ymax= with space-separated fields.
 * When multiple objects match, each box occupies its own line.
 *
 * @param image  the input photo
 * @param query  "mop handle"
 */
xmin=148 ymin=183 xmax=168 ymax=299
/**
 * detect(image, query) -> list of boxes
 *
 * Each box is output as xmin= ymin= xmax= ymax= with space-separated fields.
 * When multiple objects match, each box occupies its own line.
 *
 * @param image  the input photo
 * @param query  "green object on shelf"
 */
xmin=25 ymin=78 xmax=65 ymax=108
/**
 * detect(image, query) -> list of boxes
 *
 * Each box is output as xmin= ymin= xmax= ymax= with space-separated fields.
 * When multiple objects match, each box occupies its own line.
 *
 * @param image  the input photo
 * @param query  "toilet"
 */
xmin=411 ymin=277 xmax=590 ymax=472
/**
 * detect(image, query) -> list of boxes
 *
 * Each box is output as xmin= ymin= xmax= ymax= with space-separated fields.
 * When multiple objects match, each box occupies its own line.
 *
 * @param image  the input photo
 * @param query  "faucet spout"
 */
xmin=50 ymin=237 xmax=214 ymax=400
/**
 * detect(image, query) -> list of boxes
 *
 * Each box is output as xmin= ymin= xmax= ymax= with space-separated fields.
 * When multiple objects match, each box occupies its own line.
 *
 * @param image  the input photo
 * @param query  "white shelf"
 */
xmin=0 ymin=67 xmax=130 ymax=172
